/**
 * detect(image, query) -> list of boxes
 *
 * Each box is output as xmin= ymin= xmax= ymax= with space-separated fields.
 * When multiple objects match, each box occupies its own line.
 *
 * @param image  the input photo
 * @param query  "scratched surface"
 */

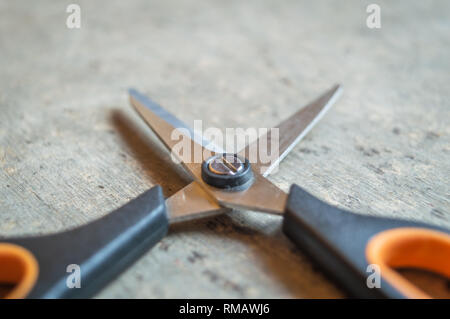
xmin=0 ymin=0 xmax=449 ymax=298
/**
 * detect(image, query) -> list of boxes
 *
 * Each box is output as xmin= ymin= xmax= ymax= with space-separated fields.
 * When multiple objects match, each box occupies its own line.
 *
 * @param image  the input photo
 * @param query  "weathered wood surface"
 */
xmin=0 ymin=0 xmax=449 ymax=298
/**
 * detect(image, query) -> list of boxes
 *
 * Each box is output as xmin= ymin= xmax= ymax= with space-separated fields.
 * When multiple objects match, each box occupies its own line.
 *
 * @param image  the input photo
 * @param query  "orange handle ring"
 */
xmin=366 ymin=227 xmax=450 ymax=299
xmin=0 ymin=243 xmax=39 ymax=299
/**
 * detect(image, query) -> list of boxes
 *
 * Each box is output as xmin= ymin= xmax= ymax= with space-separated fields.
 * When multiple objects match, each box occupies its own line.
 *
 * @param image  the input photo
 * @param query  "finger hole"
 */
xmin=366 ymin=228 xmax=450 ymax=299
xmin=0 ymin=244 xmax=38 ymax=299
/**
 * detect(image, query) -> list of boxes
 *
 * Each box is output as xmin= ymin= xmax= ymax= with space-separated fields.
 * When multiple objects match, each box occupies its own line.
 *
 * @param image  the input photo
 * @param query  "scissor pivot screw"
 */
xmin=202 ymin=154 xmax=253 ymax=189
xmin=208 ymin=154 xmax=243 ymax=175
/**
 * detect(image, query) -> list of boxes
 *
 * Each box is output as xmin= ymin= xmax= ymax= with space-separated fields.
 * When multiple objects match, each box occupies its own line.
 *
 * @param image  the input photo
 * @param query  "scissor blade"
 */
xmin=130 ymin=89 xmax=209 ymax=181
xmin=166 ymin=181 xmax=229 ymax=224
xmin=129 ymin=86 xmax=340 ymax=217
xmin=129 ymin=89 xmax=223 ymax=153
xmin=239 ymin=84 xmax=343 ymax=176
xmin=203 ymin=173 xmax=288 ymax=215
xmin=130 ymin=89 xmax=288 ymax=215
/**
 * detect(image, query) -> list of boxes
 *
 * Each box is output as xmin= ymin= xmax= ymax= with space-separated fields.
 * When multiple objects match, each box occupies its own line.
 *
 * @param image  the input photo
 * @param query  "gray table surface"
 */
xmin=0 ymin=0 xmax=449 ymax=298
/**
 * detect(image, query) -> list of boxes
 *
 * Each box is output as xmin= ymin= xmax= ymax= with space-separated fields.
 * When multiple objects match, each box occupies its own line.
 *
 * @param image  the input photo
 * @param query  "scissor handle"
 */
xmin=282 ymin=184 xmax=450 ymax=299
xmin=0 ymin=186 xmax=168 ymax=299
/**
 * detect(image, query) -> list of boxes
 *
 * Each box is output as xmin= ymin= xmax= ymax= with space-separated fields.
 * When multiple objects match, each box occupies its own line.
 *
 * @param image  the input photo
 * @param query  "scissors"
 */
xmin=1 ymin=85 xmax=449 ymax=299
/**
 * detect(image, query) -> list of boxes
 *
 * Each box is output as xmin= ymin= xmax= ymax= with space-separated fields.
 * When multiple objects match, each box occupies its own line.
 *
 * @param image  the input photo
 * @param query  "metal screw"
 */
xmin=208 ymin=154 xmax=244 ymax=176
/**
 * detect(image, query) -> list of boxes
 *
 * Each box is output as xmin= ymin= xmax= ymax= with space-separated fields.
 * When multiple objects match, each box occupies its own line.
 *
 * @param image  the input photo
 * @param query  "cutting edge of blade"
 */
xmin=261 ymin=84 xmax=343 ymax=177
xmin=129 ymin=88 xmax=224 ymax=153
xmin=166 ymin=181 xmax=230 ymax=224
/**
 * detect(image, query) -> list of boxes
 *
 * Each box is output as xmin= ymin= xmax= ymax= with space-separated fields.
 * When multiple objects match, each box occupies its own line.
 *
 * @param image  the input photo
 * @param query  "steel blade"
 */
xmin=130 ymin=89 xmax=214 ymax=181
xmin=129 ymin=89 xmax=223 ymax=153
xmin=166 ymin=181 xmax=228 ymax=223
xmin=239 ymin=84 xmax=343 ymax=176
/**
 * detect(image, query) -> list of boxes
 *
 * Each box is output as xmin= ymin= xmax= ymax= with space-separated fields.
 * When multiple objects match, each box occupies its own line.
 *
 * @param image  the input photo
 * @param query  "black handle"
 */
xmin=3 ymin=185 xmax=168 ymax=298
xmin=282 ymin=184 xmax=449 ymax=299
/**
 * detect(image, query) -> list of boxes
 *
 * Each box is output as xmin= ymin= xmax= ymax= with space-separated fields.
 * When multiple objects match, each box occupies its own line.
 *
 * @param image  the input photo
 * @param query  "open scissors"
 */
xmin=1 ymin=85 xmax=449 ymax=299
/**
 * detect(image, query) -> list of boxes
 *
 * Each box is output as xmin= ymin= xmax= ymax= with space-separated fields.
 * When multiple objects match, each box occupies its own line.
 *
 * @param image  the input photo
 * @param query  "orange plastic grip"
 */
xmin=366 ymin=228 xmax=450 ymax=299
xmin=0 ymin=243 xmax=39 ymax=299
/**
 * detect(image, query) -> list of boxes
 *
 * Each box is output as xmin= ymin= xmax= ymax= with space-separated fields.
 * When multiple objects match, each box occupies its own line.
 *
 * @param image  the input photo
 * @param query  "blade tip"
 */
xmin=330 ymin=84 xmax=344 ymax=101
xmin=332 ymin=83 xmax=342 ymax=91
